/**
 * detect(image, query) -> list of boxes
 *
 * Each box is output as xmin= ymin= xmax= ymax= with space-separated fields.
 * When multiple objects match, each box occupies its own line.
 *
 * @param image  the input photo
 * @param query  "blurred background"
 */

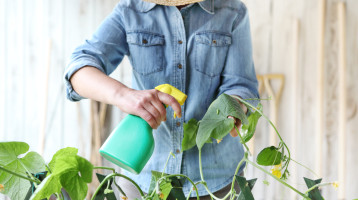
xmin=0 ymin=0 xmax=357 ymax=199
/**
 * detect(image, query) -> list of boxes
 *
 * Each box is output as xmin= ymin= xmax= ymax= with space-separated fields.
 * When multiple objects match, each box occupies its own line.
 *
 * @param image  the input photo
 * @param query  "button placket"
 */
xmin=171 ymin=7 xmax=186 ymax=175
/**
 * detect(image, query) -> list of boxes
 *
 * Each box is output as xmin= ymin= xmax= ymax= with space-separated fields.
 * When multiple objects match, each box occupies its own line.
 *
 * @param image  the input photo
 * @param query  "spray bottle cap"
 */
xmin=155 ymin=84 xmax=187 ymax=118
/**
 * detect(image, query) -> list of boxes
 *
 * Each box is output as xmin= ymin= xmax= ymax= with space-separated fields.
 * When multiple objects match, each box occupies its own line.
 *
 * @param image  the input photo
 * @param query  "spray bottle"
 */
xmin=99 ymin=84 xmax=187 ymax=174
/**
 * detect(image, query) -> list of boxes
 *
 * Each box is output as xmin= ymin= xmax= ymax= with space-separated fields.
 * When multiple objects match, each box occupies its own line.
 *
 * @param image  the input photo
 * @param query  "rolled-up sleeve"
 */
xmin=218 ymin=3 xmax=259 ymax=106
xmin=64 ymin=3 xmax=128 ymax=101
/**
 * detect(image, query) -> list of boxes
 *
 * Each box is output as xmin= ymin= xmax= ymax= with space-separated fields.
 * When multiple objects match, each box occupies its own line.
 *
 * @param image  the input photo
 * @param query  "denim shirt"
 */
xmin=64 ymin=0 xmax=259 ymax=197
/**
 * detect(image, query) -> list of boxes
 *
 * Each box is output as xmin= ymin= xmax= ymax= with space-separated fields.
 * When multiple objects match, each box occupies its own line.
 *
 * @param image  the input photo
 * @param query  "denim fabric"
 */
xmin=64 ymin=0 xmax=259 ymax=197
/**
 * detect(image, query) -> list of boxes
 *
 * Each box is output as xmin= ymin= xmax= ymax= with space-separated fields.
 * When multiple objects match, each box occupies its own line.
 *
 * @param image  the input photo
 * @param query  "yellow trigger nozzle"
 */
xmin=155 ymin=84 xmax=187 ymax=118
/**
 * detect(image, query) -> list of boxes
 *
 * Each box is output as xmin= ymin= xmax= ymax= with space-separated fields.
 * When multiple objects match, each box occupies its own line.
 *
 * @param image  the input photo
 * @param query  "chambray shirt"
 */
xmin=64 ymin=0 xmax=259 ymax=197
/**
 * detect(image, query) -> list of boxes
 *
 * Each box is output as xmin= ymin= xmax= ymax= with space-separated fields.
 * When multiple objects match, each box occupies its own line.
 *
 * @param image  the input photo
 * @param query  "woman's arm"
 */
xmin=70 ymin=66 xmax=181 ymax=129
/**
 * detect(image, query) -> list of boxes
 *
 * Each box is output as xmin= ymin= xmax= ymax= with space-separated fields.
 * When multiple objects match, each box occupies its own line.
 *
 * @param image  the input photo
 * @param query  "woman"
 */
xmin=64 ymin=0 xmax=259 ymax=198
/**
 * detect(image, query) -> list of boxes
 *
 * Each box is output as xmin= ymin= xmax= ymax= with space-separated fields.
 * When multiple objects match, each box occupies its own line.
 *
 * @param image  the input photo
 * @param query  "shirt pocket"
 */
xmin=126 ymin=31 xmax=165 ymax=75
xmin=194 ymin=31 xmax=232 ymax=77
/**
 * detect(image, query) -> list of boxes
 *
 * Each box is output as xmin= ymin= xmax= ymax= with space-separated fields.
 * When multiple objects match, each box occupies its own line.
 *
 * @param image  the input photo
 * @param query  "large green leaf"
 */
xmin=31 ymin=147 xmax=93 ymax=200
xmin=56 ymin=155 xmax=93 ymax=200
xmin=241 ymin=104 xmax=262 ymax=143
xmin=0 ymin=142 xmax=46 ymax=200
xmin=182 ymin=119 xmax=199 ymax=152
xmin=48 ymin=147 xmax=78 ymax=170
xmin=196 ymin=94 xmax=248 ymax=149
xmin=256 ymin=146 xmax=282 ymax=166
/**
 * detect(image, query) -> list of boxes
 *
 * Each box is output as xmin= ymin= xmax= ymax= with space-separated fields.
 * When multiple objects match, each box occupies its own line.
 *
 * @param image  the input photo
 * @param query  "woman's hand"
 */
xmin=114 ymin=88 xmax=182 ymax=129
xmin=229 ymin=97 xmax=247 ymax=137
xmin=70 ymin=66 xmax=181 ymax=129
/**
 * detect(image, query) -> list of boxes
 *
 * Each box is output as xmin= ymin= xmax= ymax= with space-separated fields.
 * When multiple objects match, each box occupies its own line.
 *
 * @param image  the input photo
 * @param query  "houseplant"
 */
xmin=0 ymin=94 xmax=337 ymax=200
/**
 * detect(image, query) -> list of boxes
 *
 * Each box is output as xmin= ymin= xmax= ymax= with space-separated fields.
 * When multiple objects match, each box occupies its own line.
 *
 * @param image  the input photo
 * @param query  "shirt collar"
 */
xmin=139 ymin=0 xmax=215 ymax=14
xmin=198 ymin=0 xmax=215 ymax=14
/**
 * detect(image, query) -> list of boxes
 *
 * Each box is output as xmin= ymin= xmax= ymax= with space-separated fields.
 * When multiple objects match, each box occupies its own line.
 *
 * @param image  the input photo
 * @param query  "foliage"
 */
xmin=0 ymin=142 xmax=45 ymax=200
xmin=31 ymin=147 xmax=93 ymax=200
xmin=195 ymin=94 xmax=248 ymax=150
xmin=0 ymin=94 xmax=337 ymax=200
xmin=256 ymin=146 xmax=282 ymax=166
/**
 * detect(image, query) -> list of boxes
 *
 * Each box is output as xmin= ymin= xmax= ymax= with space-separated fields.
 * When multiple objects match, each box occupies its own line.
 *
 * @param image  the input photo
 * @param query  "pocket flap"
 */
xmin=127 ymin=31 xmax=165 ymax=46
xmin=195 ymin=32 xmax=232 ymax=46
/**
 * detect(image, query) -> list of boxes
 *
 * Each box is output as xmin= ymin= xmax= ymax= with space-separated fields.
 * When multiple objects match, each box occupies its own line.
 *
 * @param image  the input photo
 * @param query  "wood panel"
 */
xmin=0 ymin=0 xmax=6 ymax=140
xmin=344 ymin=0 xmax=358 ymax=199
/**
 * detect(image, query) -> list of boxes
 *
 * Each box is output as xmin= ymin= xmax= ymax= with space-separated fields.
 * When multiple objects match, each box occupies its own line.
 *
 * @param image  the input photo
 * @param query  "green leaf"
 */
xmin=182 ymin=119 xmax=199 ymax=152
xmin=256 ymin=146 xmax=282 ymax=166
xmin=0 ymin=142 xmax=46 ymax=200
xmin=57 ymin=156 xmax=93 ymax=200
xmin=304 ymin=178 xmax=324 ymax=200
xmin=159 ymin=180 xmax=172 ymax=200
xmin=241 ymin=104 xmax=262 ymax=143
xmin=31 ymin=148 xmax=93 ymax=200
xmin=235 ymin=176 xmax=256 ymax=200
xmin=30 ymin=175 xmax=61 ymax=200
xmin=196 ymin=94 xmax=248 ymax=149
xmin=148 ymin=171 xmax=163 ymax=195
xmin=149 ymin=171 xmax=185 ymax=200
xmin=48 ymin=147 xmax=78 ymax=170
xmin=167 ymin=176 xmax=185 ymax=200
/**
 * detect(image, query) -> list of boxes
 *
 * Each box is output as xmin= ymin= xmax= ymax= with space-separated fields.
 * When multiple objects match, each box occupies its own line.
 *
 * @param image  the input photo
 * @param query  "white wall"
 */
xmin=1 ymin=0 xmax=357 ymax=199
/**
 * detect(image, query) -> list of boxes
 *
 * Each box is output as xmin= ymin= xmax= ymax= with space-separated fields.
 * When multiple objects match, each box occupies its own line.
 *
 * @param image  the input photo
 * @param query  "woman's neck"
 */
xmin=176 ymin=4 xmax=188 ymax=10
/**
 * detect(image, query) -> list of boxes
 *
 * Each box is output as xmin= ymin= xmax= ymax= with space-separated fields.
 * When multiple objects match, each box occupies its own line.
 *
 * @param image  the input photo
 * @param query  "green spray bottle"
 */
xmin=99 ymin=84 xmax=187 ymax=174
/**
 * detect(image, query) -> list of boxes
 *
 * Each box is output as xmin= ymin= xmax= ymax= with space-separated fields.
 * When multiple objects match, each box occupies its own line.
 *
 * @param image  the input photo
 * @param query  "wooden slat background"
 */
xmin=1 ymin=0 xmax=357 ymax=199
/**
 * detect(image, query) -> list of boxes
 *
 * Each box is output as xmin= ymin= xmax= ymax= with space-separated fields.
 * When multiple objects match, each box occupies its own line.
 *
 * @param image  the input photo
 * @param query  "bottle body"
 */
xmin=99 ymin=114 xmax=154 ymax=174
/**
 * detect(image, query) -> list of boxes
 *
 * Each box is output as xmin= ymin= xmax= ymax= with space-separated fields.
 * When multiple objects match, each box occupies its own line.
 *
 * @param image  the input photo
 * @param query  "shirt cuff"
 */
xmin=63 ymin=58 xmax=105 ymax=102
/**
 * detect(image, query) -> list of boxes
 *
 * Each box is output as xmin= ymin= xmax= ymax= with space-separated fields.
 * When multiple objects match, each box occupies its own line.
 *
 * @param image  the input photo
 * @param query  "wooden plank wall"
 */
xmin=243 ymin=0 xmax=358 ymax=199
xmin=1 ymin=0 xmax=357 ymax=200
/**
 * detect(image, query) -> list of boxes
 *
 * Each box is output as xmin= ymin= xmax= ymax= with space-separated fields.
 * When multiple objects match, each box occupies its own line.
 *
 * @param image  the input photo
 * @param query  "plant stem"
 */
xmin=93 ymin=166 xmax=116 ymax=173
xmin=244 ymin=158 xmax=309 ymax=198
xmin=91 ymin=173 xmax=144 ymax=200
xmin=162 ymin=151 xmax=173 ymax=177
xmin=186 ymin=188 xmax=193 ymax=200
xmin=0 ymin=165 xmax=41 ymax=184
xmin=198 ymin=150 xmax=233 ymax=200
xmin=114 ymin=180 xmax=127 ymax=197
xmin=55 ymin=192 xmax=64 ymax=200
xmin=230 ymin=155 xmax=246 ymax=194
xmin=304 ymin=182 xmax=334 ymax=195
xmin=289 ymin=158 xmax=318 ymax=177
xmin=232 ymin=96 xmax=292 ymax=175
xmin=234 ymin=125 xmax=251 ymax=155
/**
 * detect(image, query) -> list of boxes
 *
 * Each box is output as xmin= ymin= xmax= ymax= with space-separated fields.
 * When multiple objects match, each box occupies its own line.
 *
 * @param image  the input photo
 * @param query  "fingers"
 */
xmin=142 ymin=101 xmax=163 ymax=128
xmin=137 ymin=107 xmax=159 ymax=129
xmin=150 ymin=97 xmax=167 ymax=121
xmin=228 ymin=116 xmax=242 ymax=137
xmin=135 ymin=91 xmax=167 ymax=129
xmin=116 ymin=89 xmax=179 ymax=129
xmin=157 ymin=91 xmax=182 ymax=118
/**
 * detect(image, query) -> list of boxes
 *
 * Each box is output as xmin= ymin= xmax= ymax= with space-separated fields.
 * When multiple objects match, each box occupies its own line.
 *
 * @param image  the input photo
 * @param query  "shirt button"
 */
xmin=142 ymin=39 xmax=148 ymax=44
xmin=176 ymin=122 xmax=181 ymax=127
xmin=176 ymin=149 xmax=180 ymax=154
xmin=178 ymin=40 xmax=183 ymax=44
xmin=212 ymin=40 xmax=217 ymax=44
xmin=178 ymin=64 xmax=182 ymax=69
